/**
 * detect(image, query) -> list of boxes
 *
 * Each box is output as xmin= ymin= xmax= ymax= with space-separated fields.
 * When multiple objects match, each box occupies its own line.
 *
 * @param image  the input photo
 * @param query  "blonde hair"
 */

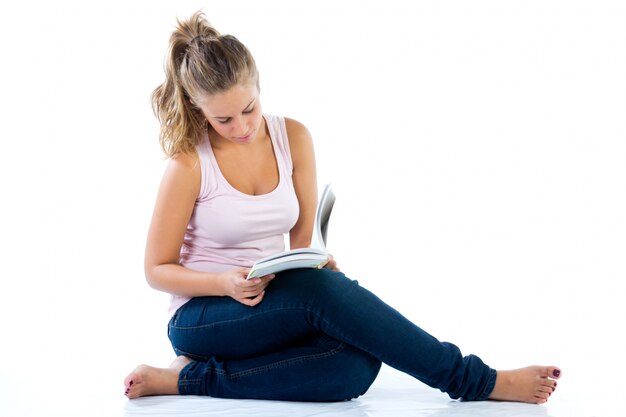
xmin=152 ymin=11 xmax=259 ymax=157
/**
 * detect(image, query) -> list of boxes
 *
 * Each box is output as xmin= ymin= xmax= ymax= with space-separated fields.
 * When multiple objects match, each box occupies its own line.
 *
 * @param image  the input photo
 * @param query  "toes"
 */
xmin=540 ymin=378 xmax=557 ymax=390
xmin=534 ymin=380 xmax=557 ymax=403
xmin=535 ymin=389 xmax=551 ymax=401
xmin=537 ymin=385 xmax=554 ymax=395
xmin=124 ymin=374 xmax=136 ymax=391
xmin=536 ymin=365 xmax=561 ymax=379
xmin=124 ymin=379 xmax=133 ymax=396
xmin=546 ymin=366 xmax=561 ymax=379
xmin=124 ymin=371 xmax=142 ymax=397
xmin=125 ymin=381 xmax=140 ymax=398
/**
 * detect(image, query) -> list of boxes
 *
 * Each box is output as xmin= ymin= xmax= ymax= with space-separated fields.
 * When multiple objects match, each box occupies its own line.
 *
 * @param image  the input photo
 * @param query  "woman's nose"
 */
xmin=234 ymin=116 xmax=248 ymax=135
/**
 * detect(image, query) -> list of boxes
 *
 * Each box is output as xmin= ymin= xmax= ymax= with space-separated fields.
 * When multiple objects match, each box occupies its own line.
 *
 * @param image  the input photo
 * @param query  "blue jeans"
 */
xmin=168 ymin=268 xmax=496 ymax=402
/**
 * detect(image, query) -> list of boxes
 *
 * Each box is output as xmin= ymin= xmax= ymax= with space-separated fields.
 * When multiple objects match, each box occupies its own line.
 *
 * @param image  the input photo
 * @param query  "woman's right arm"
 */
xmin=144 ymin=152 xmax=271 ymax=306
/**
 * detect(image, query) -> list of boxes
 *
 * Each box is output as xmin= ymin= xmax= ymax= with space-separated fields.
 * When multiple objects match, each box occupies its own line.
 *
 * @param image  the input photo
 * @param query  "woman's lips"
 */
xmin=235 ymin=131 xmax=254 ymax=142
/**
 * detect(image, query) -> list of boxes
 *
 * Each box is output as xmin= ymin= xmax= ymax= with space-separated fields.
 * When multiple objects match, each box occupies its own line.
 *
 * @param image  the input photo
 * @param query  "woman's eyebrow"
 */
xmin=243 ymin=98 xmax=256 ymax=111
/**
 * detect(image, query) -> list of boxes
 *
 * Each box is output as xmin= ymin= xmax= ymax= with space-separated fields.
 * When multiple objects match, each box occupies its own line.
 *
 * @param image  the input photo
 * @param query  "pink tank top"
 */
xmin=169 ymin=114 xmax=300 ymax=316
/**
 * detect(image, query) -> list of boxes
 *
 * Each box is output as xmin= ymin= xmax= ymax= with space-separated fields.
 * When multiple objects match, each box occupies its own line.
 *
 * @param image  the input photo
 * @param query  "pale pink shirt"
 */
xmin=169 ymin=114 xmax=300 ymax=316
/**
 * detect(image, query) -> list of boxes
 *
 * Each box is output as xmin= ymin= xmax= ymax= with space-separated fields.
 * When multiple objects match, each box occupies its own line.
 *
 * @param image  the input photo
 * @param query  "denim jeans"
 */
xmin=168 ymin=268 xmax=496 ymax=402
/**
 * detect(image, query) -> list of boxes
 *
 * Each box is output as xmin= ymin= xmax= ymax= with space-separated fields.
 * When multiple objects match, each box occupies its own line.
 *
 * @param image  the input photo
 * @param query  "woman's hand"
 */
xmin=321 ymin=254 xmax=340 ymax=272
xmin=219 ymin=268 xmax=275 ymax=306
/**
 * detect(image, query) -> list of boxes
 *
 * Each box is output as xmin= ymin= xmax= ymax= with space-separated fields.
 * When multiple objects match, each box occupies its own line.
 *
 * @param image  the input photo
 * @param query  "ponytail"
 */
xmin=152 ymin=11 xmax=259 ymax=157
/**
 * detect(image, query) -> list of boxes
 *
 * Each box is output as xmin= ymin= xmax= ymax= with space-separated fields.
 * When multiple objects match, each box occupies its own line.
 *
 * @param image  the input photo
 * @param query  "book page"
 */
xmin=311 ymin=184 xmax=336 ymax=250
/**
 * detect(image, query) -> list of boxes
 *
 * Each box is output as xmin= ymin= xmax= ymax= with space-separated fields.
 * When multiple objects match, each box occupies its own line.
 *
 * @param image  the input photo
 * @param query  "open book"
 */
xmin=247 ymin=184 xmax=336 ymax=279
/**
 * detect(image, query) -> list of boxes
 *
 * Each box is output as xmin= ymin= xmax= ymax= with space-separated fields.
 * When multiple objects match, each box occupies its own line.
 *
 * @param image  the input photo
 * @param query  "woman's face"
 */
xmin=196 ymin=82 xmax=264 ymax=145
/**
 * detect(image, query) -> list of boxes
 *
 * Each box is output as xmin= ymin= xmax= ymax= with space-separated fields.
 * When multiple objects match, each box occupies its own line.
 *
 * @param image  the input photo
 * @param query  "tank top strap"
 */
xmin=195 ymin=130 xmax=219 ymax=201
xmin=264 ymin=114 xmax=293 ymax=176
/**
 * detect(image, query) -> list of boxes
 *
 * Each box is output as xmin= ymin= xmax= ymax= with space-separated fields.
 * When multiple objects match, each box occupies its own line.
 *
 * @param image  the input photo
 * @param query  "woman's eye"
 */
xmin=215 ymin=108 xmax=253 ymax=124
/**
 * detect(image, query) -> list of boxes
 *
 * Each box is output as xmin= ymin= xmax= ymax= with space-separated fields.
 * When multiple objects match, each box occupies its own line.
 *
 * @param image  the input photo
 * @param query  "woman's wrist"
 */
xmin=212 ymin=271 xmax=228 ymax=297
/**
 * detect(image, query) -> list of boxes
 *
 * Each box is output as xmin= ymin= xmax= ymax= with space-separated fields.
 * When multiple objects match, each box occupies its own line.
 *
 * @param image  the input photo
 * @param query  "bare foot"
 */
xmin=124 ymin=355 xmax=193 ymax=399
xmin=489 ymin=365 xmax=561 ymax=404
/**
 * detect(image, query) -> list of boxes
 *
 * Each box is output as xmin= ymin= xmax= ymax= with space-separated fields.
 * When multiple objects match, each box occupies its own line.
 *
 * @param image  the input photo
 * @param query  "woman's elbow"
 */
xmin=144 ymin=262 xmax=163 ymax=290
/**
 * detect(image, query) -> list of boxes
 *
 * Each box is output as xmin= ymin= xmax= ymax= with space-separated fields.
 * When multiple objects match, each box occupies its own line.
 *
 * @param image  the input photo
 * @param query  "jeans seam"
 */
xmin=179 ymin=379 xmax=202 ymax=385
xmin=178 ymin=362 xmax=201 ymax=393
xmin=228 ymin=341 xmax=347 ymax=379
xmin=170 ymin=307 xmax=307 ymax=331
xmin=179 ymin=341 xmax=348 ymax=384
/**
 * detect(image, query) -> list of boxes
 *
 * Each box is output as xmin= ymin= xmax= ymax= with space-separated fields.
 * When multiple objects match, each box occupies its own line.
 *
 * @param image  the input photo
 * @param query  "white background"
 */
xmin=0 ymin=1 xmax=624 ymax=416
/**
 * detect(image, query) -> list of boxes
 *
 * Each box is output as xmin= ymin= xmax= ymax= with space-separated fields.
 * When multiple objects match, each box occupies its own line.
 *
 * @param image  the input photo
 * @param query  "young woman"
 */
xmin=124 ymin=11 xmax=561 ymax=403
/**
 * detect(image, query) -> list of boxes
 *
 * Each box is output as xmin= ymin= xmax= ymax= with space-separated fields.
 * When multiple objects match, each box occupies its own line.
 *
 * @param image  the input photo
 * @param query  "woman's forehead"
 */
xmin=197 ymin=83 xmax=258 ymax=117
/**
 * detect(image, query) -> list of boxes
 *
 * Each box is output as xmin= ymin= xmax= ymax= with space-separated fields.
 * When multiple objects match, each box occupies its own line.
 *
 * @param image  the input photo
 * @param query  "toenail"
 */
xmin=553 ymin=369 xmax=561 ymax=378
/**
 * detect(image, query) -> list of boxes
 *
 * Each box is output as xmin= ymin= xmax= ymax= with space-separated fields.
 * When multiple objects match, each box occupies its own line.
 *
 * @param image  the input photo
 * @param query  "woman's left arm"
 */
xmin=286 ymin=118 xmax=340 ymax=272
xmin=285 ymin=118 xmax=318 ymax=249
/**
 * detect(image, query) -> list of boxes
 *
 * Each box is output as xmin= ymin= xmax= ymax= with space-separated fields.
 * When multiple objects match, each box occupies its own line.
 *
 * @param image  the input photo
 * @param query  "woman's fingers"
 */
xmin=322 ymin=255 xmax=340 ymax=272
xmin=239 ymin=290 xmax=265 ymax=306
xmin=238 ymin=274 xmax=275 ymax=287
xmin=234 ymin=273 xmax=274 ymax=306
xmin=247 ymin=291 xmax=265 ymax=306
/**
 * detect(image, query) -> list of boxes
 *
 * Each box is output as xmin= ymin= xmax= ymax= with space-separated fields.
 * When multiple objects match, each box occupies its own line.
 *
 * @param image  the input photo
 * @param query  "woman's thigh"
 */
xmin=168 ymin=270 xmax=339 ymax=360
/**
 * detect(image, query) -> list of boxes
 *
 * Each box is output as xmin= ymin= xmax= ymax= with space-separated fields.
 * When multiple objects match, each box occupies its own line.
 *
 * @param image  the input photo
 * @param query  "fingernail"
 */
xmin=553 ymin=369 xmax=561 ymax=378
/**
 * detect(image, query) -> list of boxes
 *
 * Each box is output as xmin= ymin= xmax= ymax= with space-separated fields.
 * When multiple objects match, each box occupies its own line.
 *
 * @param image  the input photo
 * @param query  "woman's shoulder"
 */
xmin=282 ymin=117 xmax=313 ymax=149
xmin=283 ymin=117 xmax=310 ymax=136
xmin=264 ymin=114 xmax=309 ymax=136
xmin=153 ymin=149 xmax=202 ymax=209
xmin=279 ymin=117 xmax=314 ymax=169
xmin=170 ymin=149 xmax=200 ymax=170
xmin=163 ymin=150 xmax=201 ymax=186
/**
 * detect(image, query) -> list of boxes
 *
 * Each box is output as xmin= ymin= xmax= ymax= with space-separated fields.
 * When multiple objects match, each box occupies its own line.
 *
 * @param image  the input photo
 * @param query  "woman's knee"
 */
xmin=332 ymin=346 xmax=382 ymax=400
xmin=352 ymin=355 xmax=382 ymax=399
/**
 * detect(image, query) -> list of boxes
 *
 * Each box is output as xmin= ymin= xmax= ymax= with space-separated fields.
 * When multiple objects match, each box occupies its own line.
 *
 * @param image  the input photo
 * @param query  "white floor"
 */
xmin=1 ymin=363 xmax=621 ymax=417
